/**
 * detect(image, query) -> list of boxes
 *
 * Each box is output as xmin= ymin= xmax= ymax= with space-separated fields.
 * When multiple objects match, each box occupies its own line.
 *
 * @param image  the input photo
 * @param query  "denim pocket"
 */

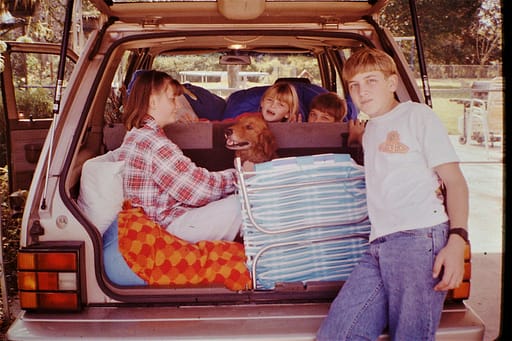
xmin=431 ymin=222 xmax=449 ymax=257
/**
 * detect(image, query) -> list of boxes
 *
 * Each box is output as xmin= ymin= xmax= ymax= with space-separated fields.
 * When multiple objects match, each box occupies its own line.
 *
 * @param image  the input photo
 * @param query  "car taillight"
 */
xmin=17 ymin=241 xmax=85 ymax=312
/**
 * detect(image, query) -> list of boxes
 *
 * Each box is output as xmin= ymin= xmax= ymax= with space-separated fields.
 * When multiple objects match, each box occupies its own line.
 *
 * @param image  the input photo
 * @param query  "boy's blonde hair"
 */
xmin=261 ymin=82 xmax=300 ymax=122
xmin=342 ymin=48 xmax=398 ymax=82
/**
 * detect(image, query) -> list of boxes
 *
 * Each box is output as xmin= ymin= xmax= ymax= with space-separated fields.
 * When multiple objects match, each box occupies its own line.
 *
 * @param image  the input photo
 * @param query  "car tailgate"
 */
xmin=7 ymin=302 xmax=484 ymax=340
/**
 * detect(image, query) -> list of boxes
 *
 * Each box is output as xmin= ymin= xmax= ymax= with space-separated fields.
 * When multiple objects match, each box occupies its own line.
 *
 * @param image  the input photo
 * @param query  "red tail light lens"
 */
xmin=17 ymin=242 xmax=85 ymax=312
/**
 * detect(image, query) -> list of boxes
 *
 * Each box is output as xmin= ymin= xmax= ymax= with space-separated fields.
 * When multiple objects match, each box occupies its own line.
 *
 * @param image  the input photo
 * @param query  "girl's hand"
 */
xmin=241 ymin=160 xmax=255 ymax=172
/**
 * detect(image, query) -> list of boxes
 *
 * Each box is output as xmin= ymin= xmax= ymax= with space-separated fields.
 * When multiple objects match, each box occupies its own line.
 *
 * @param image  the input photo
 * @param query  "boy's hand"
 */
xmin=432 ymin=235 xmax=466 ymax=291
xmin=432 ymin=162 xmax=469 ymax=291
xmin=347 ymin=119 xmax=366 ymax=147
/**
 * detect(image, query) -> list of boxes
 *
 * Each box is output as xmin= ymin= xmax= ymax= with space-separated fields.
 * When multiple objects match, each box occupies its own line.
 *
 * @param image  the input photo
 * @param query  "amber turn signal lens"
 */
xmin=17 ymin=242 xmax=84 ymax=312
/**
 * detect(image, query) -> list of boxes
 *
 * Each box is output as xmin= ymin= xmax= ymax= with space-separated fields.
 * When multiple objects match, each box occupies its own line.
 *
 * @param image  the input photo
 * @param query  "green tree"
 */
xmin=381 ymin=0 xmax=483 ymax=64
xmin=2 ymin=0 xmax=96 ymax=45
xmin=469 ymin=0 xmax=502 ymax=65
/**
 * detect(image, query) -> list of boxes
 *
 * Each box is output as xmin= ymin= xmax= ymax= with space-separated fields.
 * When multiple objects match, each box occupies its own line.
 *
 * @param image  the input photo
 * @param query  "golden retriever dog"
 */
xmin=225 ymin=114 xmax=278 ymax=164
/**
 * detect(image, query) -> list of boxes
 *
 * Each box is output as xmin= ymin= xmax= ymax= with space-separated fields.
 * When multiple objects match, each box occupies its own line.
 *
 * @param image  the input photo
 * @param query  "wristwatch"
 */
xmin=449 ymin=227 xmax=469 ymax=244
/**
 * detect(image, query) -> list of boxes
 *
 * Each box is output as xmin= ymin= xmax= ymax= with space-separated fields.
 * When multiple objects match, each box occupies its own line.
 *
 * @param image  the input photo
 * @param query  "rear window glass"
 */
xmin=11 ymin=51 xmax=74 ymax=121
xmin=153 ymin=52 xmax=321 ymax=98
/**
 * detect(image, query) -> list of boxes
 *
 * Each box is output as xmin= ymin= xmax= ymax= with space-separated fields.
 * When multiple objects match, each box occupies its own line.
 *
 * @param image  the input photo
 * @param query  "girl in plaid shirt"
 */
xmin=116 ymin=70 xmax=242 ymax=243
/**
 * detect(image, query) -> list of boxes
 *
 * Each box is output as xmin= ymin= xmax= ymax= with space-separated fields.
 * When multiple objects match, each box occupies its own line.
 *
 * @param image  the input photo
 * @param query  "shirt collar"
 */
xmin=142 ymin=115 xmax=159 ymax=130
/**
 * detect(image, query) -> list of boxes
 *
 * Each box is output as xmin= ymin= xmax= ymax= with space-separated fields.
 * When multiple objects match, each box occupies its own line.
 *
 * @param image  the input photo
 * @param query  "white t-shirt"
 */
xmin=362 ymin=101 xmax=459 ymax=241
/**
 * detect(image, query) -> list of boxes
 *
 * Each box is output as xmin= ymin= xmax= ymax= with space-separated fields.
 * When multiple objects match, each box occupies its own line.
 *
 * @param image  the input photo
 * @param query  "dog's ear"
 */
xmin=260 ymin=128 xmax=277 ymax=159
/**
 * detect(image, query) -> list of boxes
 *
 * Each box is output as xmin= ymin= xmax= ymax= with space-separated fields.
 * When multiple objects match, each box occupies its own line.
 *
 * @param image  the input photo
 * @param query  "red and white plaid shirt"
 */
xmin=116 ymin=116 xmax=237 ymax=228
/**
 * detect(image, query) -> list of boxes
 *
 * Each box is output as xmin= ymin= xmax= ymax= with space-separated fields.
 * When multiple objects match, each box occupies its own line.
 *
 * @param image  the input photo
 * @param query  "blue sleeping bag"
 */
xmin=222 ymin=86 xmax=268 ymax=120
xmin=182 ymin=83 xmax=226 ymax=121
xmin=223 ymin=83 xmax=329 ymax=121
xmin=126 ymin=70 xmax=226 ymax=121
xmin=344 ymin=94 xmax=359 ymax=121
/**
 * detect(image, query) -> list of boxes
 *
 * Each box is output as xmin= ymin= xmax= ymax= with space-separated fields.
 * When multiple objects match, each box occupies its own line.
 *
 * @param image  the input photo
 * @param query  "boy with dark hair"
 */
xmin=307 ymin=92 xmax=347 ymax=123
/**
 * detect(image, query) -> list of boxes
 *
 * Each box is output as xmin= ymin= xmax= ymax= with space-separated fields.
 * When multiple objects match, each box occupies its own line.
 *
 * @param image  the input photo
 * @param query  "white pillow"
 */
xmin=77 ymin=151 xmax=124 ymax=235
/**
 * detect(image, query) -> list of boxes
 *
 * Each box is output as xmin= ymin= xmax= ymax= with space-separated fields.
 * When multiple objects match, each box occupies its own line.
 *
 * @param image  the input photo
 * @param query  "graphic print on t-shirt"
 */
xmin=379 ymin=130 xmax=409 ymax=153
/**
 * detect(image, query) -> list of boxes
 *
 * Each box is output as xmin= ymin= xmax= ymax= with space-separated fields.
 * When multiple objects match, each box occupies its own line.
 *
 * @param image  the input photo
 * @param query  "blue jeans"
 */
xmin=103 ymin=218 xmax=147 ymax=286
xmin=317 ymin=223 xmax=449 ymax=341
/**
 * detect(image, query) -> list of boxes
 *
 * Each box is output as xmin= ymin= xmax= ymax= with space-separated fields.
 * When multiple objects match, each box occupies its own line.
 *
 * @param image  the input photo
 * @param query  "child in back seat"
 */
xmin=223 ymin=82 xmax=301 ymax=122
xmin=224 ymin=82 xmax=302 ymax=122
xmin=126 ymin=70 xmax=227 ymax=122
xmin=117 ymin=70 xmax=244 ymax=243
xmin=307 ymin=92 xmax=347 ymax=123
xmin=222 ymin=80 xmax=329 ymax=121
xmin=307 ymin=92 xmax=364 ymax=165
xmin=259 ymin=82 xmax=301 ymax=122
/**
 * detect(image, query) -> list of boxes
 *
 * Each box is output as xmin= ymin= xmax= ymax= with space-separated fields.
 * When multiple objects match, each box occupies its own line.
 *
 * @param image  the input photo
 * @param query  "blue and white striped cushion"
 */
xmin=237 ymin=154 xmax=371 ymax=289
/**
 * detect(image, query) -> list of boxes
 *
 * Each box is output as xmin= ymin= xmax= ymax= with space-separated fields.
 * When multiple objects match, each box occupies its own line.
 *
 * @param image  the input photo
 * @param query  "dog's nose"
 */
xmin=225 ymin=128 xmax=233 ymax=137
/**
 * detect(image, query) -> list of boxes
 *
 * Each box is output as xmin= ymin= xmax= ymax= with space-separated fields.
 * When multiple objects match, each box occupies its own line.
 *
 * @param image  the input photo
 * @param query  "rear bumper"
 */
xmin=7 ymin=302 xmax=484 ymax=340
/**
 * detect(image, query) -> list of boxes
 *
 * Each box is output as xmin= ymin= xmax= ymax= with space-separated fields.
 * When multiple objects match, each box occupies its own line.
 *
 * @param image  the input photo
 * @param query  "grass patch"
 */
xmin=432 ymin=96 xmax=503 ymax=136
xmin=432 ymin=97 xmax=464 ymax=135
xmin=430 ymin=80 xmax=503 ymax=136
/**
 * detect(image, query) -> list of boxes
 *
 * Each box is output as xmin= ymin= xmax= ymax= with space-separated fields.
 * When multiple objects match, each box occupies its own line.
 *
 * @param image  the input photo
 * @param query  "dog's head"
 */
xmin=224 ymin=114 xmax=278 ymax=163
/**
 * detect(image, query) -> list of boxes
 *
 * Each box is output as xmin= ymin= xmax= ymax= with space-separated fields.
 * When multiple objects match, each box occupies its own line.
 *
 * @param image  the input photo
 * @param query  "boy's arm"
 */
xmin=347 ymin=119 xmax=366 ymax=147
xmin=432 ymin=162 xmax=469 ymax=291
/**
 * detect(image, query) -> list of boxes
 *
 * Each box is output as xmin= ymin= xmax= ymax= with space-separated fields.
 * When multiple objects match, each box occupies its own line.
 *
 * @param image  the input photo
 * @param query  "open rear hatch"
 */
xmin=89 ymin=0 xmax=389 ymax=25
xmin=27 ymin=0 xmax=434 ymax=306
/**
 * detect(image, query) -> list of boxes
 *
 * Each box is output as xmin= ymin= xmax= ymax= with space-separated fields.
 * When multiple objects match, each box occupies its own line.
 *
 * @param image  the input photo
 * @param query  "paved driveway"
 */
xmin=450 ymin=135 xmax=503 ymax=341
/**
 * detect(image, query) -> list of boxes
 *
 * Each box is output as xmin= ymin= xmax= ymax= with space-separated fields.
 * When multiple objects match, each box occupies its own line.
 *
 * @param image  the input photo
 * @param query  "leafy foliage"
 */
xmin=2 ymin=0 xmax=502 ymax=66
xmin=0 ymin=167 xmax=20 ymax=298
xmin=0 ymin=166 xmax=21 ymax=332
xmin=470 ymin=0 xmax=502 ymax=65
xmin=381 ymin=0 xmax=501 ymax=65
xmin=15 ymin=88 xmax=53 ymax=119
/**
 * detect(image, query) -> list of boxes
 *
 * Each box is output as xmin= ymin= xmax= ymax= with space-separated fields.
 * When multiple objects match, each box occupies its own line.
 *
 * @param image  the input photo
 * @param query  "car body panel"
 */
xmin=8 ymin=303 xmax=484 ymax=340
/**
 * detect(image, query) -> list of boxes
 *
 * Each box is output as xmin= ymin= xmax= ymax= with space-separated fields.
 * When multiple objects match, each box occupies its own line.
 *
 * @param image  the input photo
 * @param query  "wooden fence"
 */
xmin=413 ymin=64 xmax=502 ymax=79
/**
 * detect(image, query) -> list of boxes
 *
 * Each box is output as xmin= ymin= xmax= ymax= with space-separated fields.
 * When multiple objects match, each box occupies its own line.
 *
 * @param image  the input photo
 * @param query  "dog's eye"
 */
xmin=245 ymin=124 xmax=253 ymax=130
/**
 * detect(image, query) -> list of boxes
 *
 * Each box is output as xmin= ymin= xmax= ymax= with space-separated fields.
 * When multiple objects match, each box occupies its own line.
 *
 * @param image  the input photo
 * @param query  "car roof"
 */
xmin=89 ymin=0 xmax=388 ymax=25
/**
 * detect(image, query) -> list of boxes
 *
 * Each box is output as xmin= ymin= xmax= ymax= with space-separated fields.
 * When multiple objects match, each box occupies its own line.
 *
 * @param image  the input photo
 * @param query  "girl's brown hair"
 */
xmin=123 ymin=70 xmax=183 ymax=130
xmin=342 ymin=47 xmax=398 ymax=83
xmin=261 ymin=82 xmax=300 ymax=122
